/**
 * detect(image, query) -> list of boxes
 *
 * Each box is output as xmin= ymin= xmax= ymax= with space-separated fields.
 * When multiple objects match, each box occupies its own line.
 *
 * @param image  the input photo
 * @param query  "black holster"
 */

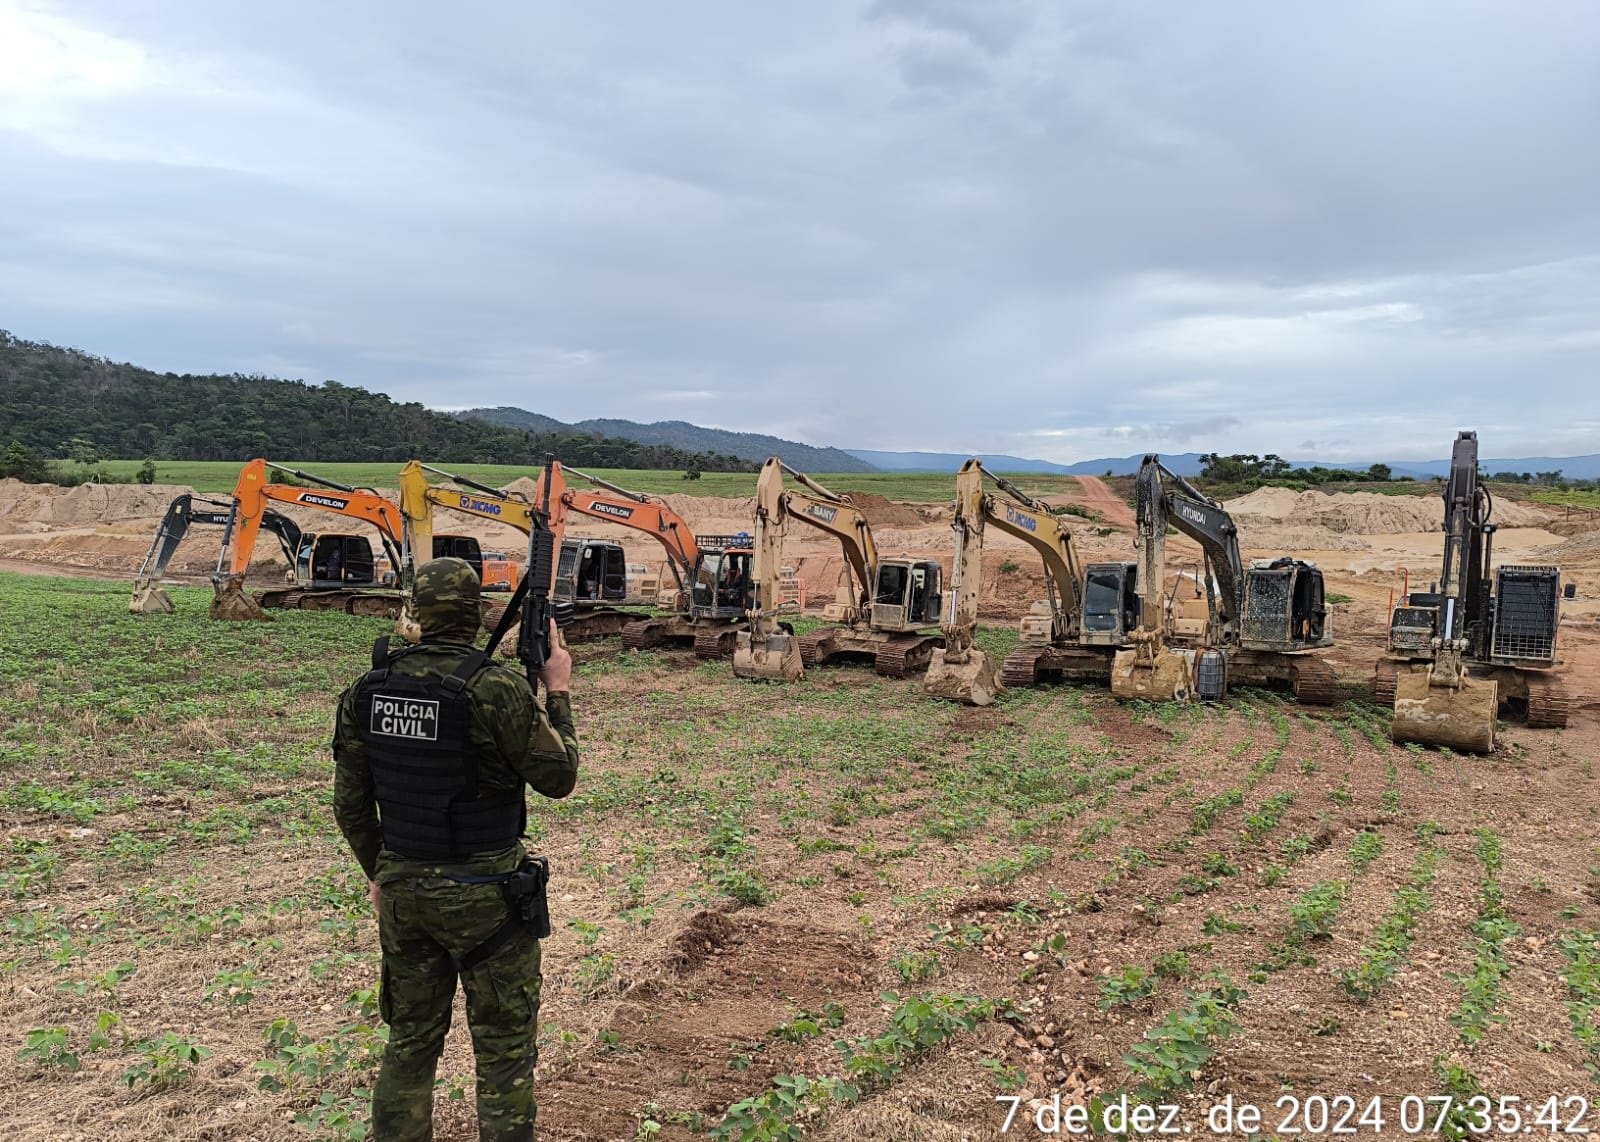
xmin=452 ymin=855 xmax=553 ymax=972
xmin=502 ymin=855 xmax=551 ymax=939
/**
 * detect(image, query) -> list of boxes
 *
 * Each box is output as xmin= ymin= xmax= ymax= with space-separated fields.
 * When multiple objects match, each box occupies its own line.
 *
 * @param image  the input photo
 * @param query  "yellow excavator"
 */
xmin=737 ymin=459 xmax=946 ymax=678
xmin=924 ymin=458 xmax=1141 ymax=704
xmin=209 ymin=459 xmax=412 ymax=620
xmin=731 ymin=458 xmax=805 ymax=681
xmin=1375 ymin=431 xmax=1566 ymax=751
xmin=1110 ymin=455 xmax=1338 ymax=704
xmin=397 ymin=460 xmax=636 ymax=641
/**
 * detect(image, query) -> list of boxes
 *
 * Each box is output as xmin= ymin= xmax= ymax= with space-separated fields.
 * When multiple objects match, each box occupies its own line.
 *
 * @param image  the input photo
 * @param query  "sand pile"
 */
xmin=0 ymin=479 xmax=200 ymax=526
xmin=1543 ymin=529 xmax=1600 ymax=562
xmin=834 ymin=491 xmax=921 ymax=529
xmin=1225 ymin=486 xmax=1546 ymax=541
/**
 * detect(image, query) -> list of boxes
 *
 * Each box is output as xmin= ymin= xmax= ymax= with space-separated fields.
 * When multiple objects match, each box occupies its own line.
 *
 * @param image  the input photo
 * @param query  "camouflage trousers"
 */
xmin=374 ymin=875 xmax=543 ymax=1141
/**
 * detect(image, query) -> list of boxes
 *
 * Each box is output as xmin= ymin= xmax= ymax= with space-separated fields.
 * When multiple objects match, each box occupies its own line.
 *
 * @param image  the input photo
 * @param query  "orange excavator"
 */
xmin=546 ymin=461 xmax=753 ymax=657
xmin=210 ymin=459 xmax=411 ymax=620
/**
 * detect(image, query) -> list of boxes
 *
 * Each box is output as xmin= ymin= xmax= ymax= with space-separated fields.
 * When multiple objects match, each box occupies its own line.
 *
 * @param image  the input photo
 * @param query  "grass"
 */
xmin=3 ymin=568 xmax=1597 ymax=1136
xmin=93 ymin=460 xmax=1084 ymax=503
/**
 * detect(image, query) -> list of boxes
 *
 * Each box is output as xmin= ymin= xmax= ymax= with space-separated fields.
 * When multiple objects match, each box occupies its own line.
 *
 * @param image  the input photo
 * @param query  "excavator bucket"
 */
xmin=1392 ymin=667 xmax=1497 ymax=753
xmin=923 ymin=647 xmax=1003 ymax=706
xmin=732 ymin=628 xmax=803 ymax=681
xmin=129 ymin=579 xmax=175 ymax=614
xmin=209 ymin=574 xmax=272 ymax=622
xmin=1111 ymin=647 xmax=1196 ymax=702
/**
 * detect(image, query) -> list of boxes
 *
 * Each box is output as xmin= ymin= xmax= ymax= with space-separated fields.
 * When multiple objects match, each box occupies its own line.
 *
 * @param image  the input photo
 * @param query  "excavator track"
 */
xmin=621 ymin=619 xmax=670 ymax=650
xmin=1372 ymin=660 xmax=1398 ymax=705
xmin=1290 ymin=658 xmax=1340 ymax=706
xmin=694 ymin=626 xmax=740 ymax=659
xmin=257 ymin=588 xmax=403 ymax=618
xmin=1001 ymin=648 xmax=1046 ymax=688
xmin=1524 ymin=675 xmax=1570 ymax=729
xmin=564 ymin=609 xmax=639 ymax=642
xmin=797 ymin=630 xmax=834 ymax=668
xmin=873 ymin=635 xmax=941 ymax=679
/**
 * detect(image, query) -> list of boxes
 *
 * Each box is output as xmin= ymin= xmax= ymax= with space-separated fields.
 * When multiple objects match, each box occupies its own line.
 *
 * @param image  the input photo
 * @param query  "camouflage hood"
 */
xmin=413 ymin=557 xmax=482 ymax=644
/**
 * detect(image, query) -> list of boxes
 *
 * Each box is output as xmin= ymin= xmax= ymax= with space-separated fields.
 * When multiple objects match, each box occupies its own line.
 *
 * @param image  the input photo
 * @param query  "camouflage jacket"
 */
xmin=332 ymin=642 xmax=580 ymax=881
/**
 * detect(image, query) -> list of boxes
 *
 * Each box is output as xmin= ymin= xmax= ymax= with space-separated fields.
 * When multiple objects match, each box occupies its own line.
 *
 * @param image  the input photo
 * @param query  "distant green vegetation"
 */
xmin=0 ymin=332 xmax=752 ymax=473
xmin=1532 ymin=487 xmax=1600 ymax=511
xmin=94 ymin=460 xmax=1081 ymax=503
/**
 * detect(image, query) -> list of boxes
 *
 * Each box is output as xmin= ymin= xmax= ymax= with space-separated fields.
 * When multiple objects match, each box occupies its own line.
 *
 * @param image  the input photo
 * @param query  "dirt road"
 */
xmin=1067 ymin=475 xmax=1136 ymax=530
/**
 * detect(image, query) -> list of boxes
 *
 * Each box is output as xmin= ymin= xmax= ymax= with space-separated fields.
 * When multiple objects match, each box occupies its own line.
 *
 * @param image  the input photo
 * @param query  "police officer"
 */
xmin=333 ymin=557 xmax=579 ymax=1141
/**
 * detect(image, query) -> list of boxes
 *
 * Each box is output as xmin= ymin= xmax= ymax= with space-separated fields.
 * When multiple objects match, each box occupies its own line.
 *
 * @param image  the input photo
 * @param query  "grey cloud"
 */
xmin=865 ymin=0 xmax=1035 ymax=55
xmin=0 ymin=0 xmax=1595 ymax=463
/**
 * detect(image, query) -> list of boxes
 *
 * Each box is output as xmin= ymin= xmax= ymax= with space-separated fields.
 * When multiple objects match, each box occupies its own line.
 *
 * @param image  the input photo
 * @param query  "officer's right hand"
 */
xmin=539 ymin=618 xmax=572 ymax=693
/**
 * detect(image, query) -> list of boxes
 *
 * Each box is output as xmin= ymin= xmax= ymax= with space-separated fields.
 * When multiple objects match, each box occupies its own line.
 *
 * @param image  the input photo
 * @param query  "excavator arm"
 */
xmin=925 ymin=459 xmax=1088 ymax=704
xmin=130 ymin=494 xmax=297 ymax=614
xmin=978 ymin=469 xmax=1085 ymax=643
xmin=732 ymin=457 xmax=803 ymax=680
xmin=212 ymin=459 xmax=406 ymax=620
xmin=397 ymin=460 xmax=534 ymax=586
xmin=1141 ymin=459 xmax=1243 ymax=641
xmin=1392 ymin=431 xmax=1499 ymax=751
xmin=768 ymin=462 xmax=877 ymax=620
xmin=546 ymin=461 xmax=702 ymax=594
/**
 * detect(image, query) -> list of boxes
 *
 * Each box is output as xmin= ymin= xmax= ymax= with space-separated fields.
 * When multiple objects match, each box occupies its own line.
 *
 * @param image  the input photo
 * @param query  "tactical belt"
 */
xmin=445 ymin=855 xmax=552 ymax=973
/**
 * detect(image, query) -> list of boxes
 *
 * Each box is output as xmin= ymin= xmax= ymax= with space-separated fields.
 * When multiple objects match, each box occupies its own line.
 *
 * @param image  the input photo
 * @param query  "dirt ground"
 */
xmin=2 ymin=478 xmax=1600 ymax=1141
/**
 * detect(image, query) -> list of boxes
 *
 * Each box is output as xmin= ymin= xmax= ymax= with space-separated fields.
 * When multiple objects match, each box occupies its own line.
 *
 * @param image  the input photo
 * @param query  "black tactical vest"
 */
xmin=352 ymin=640 xmax=524 ymax=860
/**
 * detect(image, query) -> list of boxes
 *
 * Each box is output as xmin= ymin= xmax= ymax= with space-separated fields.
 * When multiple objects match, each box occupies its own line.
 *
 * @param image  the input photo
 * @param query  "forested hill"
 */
xmin=459 ymin=406 xmax=875 ymax=473
xmin=0 ymin=333 xmax=754 ymax=471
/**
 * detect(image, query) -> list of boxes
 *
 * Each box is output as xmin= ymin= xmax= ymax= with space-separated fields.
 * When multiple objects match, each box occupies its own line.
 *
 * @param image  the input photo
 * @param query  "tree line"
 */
xmin=0 ymin=332 xmax=756 ymax=476
xmin=1198 ymin=452 xmax=1595 ymax=492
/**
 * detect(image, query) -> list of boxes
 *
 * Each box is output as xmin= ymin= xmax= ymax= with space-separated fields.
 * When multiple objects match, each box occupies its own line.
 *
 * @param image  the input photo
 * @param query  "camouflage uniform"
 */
xmin=333 ymin=558 xmax=579 ymax=1141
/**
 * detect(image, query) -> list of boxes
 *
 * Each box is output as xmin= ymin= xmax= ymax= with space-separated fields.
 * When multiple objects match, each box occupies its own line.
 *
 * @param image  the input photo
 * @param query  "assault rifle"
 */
xmin=481 ymin=457 xmax=572 ymax=687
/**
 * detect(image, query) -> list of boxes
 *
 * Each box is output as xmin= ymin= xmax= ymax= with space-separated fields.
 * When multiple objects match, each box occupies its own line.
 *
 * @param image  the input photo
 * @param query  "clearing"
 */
xmin=2 ymin=572 xmax=1599 ymax=1141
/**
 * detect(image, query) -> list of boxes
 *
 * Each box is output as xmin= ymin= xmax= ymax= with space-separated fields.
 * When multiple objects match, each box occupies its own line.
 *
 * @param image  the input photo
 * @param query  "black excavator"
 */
xmin=130 ymin=494 xmax=299 ymax=613
xmin=1111 ymin=455 xmax=1338 ymax=704
xmin=1375 ymin=431 xmax=1566 ymax=751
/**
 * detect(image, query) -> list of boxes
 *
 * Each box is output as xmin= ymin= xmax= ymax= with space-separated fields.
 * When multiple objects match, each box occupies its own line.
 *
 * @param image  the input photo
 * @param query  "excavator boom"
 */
xmin=211 ymin=459 xmax=406 ymax=621
xmin=732 ymin=458 xmax=803 ymax=680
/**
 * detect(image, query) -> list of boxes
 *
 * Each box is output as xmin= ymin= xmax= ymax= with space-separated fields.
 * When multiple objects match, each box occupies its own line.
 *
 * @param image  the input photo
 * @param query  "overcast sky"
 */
xmin=2 ymin=1 xmax=1597 ymax=462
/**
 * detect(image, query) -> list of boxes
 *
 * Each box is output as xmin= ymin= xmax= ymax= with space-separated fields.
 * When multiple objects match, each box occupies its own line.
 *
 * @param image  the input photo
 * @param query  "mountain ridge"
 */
xmin=457 ymin=407 xmax=874 ymax=472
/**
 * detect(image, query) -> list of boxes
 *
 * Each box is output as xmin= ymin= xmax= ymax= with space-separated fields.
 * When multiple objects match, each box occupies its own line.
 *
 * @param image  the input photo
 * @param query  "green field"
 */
xmin=97 ymin=460 xmax=1080 ymax=503
xmin=1531 ymin=486 xmax=1600 ymax=512
xmin=4 ymin=571 xmax=1596 ymax=1140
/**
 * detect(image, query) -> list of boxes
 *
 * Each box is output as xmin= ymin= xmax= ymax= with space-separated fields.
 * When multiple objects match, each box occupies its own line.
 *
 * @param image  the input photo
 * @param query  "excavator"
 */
xmin=732 ymin=458 xmax=805 ymax=681
xmin=396 ymin=460 xmax=635 ymax=641
xmin=210 ymin=460 xmax=412 ymax=620
xmin=924 ymin=458 xmax=1141 ymax=704
xmin=130 ymin=493 xmax=299 ymax=613
xmin=546 ymin=462 xmax=752 ymax=657
xmin=1374 ymin=431 xmax=1566 ymax=751
xmin=1110 ymin=455 xmax=1338 ymax=704
xmin=735 ymin=459 xmax=946 ymax=678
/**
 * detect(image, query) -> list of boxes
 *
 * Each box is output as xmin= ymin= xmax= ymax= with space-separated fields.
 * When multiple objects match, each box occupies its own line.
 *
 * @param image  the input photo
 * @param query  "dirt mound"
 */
xmin=1233 ymin=523 xmax=1369 ymax=552
xmin=0 ymin=479 xmax=198 ymax=526
xmin=837 ymin=490 xmax=923 ymax=529
xmin=1224 ymin=486 xmax=1546 ymax=537
xmin=1544 ymin=529 xmax=1600 ymax=562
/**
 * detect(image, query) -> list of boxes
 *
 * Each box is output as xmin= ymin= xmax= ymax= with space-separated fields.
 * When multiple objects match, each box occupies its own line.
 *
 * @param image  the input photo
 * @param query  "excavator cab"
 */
xmin=1080 ymin=562 xmax=1140 ymax=648
xmin=554 ymin=538 xmax=628 ymax=604
xmin=298 ymin=534 xmax=378 ymax=588
xmin=870 ymin=559 xmax=942 ymax=632
xmin=691 ymin=548 xmax=754 ymax=620
xmin=431 ymin=534 xmax=485 ymax=583
xmin=1241 ymin=558 xmax=1332 ymax=652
